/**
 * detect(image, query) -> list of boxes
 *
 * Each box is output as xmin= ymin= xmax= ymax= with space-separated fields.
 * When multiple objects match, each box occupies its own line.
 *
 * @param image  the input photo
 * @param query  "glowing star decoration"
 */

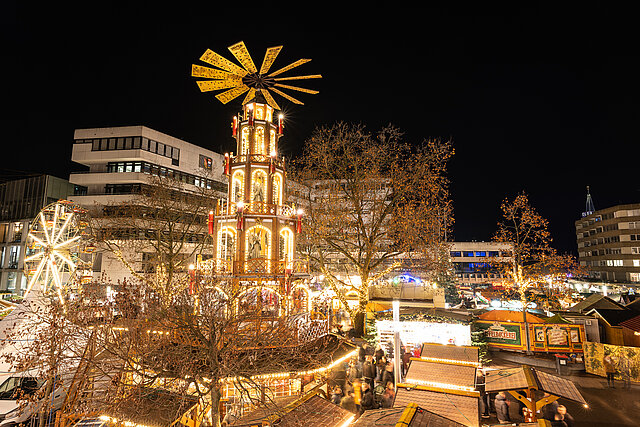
xmin=23 ymin=201 xmax=92 ymax=301
xmin=192 ymin=41 xmax=321 ymax=108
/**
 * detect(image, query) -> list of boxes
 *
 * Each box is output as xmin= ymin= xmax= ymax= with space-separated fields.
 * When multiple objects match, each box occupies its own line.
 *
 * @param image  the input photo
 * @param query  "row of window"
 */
xmin=79 ymin=136 xmax=180 ymax=166
xmin=0 ymin=245 xmax=21 ymax=269
xmin=450 ymin=251 xmax=506 ymax=258
xmin=105 ymin=161 xmax=226 ymax=192
xmin=0 ymin=222 xmax=24 ymax=243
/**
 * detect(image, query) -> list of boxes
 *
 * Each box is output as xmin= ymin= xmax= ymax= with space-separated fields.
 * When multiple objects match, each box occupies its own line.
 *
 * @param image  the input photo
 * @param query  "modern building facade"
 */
xmin=0 ymin=175 xmax=76 ymax=295
xmin=575 ymin=203 xmax=640 ymax=283
xmin=449 ymin=241 xmax=513 ymax=288
xmin=69 ymin=126 xmax=228 ymax=284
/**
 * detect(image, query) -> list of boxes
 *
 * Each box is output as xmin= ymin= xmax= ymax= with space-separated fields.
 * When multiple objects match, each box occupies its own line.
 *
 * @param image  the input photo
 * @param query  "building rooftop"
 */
xmin=586 ymin=308 xmax=638 ymax=327
xmin=394 ymin=386 xmax=479 ymax=427
xmin=569 ymin=294 xmax=627 ymax=313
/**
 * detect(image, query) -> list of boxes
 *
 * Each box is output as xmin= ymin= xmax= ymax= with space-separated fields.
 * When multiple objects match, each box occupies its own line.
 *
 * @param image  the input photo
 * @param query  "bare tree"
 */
xmin=491 ymin=192 xmax=581 ymax=351
xmin=293 ymin=123 xmax=454 ymax=335
xmin=89 ymin=175 xmax=217 ymax=303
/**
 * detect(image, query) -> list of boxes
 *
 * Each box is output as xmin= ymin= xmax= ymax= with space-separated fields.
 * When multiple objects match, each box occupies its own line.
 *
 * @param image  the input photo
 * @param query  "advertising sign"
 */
xmin=474 ymin=321 xmax=525 ymax=350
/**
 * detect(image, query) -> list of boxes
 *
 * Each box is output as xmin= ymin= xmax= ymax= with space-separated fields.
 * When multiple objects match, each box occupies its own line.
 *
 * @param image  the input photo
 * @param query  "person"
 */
xmin=340 ymin=390 xmax=357 ymax=413
xmin=380 ymin=384 xmax=395 ymax=408
xmin=347 ymin=360 xmax=361 ymax=384
xmin=476 ymin=370 xmax=490 ymax=418
xmin=495 ymin=391 xmax=510 ymax=424
xmin=402 ymin=347 xmax=412 ymax=377
xmin=362 ymin=355 xmax=376 ymax=390
xmin=541 ymin=393 xmax=559 ymax=421
xmin=331 ymin=386 xmax=344 ymax=405
xmin=557 ymin=405 xmax=574 ymax=427
xmin=360 ymin=383 xmax=376 ymax=411
xmin=603 ymin=354 xmax=616 ymax=388
xmin=551 ymin=413 xmax=568 ymax=427
xmin=618 ymin=354 xmax=632 ymax=390
xmin=381 ymin=362 xmax=394 ymax=388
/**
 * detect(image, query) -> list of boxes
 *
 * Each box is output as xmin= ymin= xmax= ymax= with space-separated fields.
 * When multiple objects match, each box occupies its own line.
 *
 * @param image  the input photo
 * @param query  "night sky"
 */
xmin=5 ymin=3 xmax=640 ymax=255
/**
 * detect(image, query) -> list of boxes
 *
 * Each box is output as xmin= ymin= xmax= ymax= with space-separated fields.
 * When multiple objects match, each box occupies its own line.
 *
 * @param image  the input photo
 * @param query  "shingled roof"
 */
xmin=353 ymin=403 xmax=468 ymax=426
xmin=569 ymin=294 xmax=626 ymax=313
xmin=420 ymin=343 xmax=479 ymax=364
xmin=484 ymin=366 xmax=586 ymax=405
xmin=394 ymin=386 xmax=480 ymax=427
xmin=406 ymin=359 xmax=477 ymax=389
xmin=619 ymin=314 xmax=640 ymax=332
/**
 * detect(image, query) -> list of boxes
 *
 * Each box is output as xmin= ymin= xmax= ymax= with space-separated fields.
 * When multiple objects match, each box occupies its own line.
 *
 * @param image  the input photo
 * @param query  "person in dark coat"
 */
xmin=495 ymin=392 xmax=510 ymax=424
xmin=551 ymin=413 xmax=568 ymax=427
xmin=402 ymin=347 xmax=412 ymax=377
xmin=331 ymin=386 xmax=343 ymax=405
xmin=362 ymin=355 xmax=376 ymax=390
xmin=360 ymin=383 xmax=375 ymax=411
xmin=340 ymin=390 xmax=357 ymax=413
xmin=557 ymin=405 xmax=574 ymax=427
xmin=541 ymin=393 xmax=559 ymax=421
xmin=381 ymin=362 xmax=394 ymax=388
xmin=476 ymin=370 xmax=490 ymax=418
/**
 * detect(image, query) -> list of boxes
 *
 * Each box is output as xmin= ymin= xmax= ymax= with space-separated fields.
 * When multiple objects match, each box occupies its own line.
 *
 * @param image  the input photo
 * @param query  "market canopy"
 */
xmin=478 ymin=310 xmax=546 ymax=323
xmin=544 ymin=313 xmax=571 ymax=324
xmin=353 ymin=403 xmax=467 ymax=426
xmin=484 ymin=366 xmax=586 ymax=405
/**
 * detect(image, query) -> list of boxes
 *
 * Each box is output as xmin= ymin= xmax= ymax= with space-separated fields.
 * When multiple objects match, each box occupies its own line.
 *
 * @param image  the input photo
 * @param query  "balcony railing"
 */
xmin=229 ymin=202 xmax=296 ymax=217
xmin=232 ymin=154 xmax=285 ymax=168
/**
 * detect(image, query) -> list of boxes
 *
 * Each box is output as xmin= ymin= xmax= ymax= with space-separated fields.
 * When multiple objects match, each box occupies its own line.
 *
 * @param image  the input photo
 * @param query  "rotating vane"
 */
xmin=191 ymin=41 xmax=321 ymax=109
xmin=23 ymin=201 xmax=93 ymax=300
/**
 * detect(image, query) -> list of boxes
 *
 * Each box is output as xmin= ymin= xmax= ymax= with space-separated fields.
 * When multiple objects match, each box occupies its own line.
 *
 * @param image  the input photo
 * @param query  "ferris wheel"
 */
xmin=23 ymin=200 xmax=93 ymax=300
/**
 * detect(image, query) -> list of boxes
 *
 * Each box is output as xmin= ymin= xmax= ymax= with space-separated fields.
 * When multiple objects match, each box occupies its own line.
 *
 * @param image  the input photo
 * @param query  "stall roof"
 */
xmin=394 ymin=385 xmax=479 ymax=427
xmin=484 ymin=367 xmax=586 ymax=405
xmin=406 ymin=359 xmax=477 ymax=389
xmin=478 ymin=310 xmax=546 ymax=323
xmin=353 ymin=403 xmax=468 ymax=427
xmin=420 ymin=343 xmax=479 ymax=364
xmin=586 ymin=308 xmax=638 ymax=327
xmin=618 ymin=314 xmax=640 ymax=332
xmin=569 ymin=294 xmax=626 ymax=313
xmin=544 ymin=313 xmax=570 ymax=324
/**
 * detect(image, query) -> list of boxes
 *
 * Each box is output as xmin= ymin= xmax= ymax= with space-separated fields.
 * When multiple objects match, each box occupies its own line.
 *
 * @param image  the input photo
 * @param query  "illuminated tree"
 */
xmin=492 ymin=193 xmax=580 ymax=351
xmin=294 ymin=123 xmax=453 ymax=336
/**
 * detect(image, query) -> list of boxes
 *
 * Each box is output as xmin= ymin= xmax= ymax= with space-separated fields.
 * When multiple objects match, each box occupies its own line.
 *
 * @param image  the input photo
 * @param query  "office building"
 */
xmin=575 ymin=203 xmax=640 ymax=283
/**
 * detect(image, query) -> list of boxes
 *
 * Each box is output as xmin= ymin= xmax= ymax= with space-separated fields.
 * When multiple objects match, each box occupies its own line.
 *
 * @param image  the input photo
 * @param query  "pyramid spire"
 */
xmin=582 ymin=186 xmax=595 ymax=217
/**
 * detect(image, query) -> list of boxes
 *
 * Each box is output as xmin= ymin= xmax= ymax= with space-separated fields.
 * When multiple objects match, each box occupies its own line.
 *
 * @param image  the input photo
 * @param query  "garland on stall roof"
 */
xmin=376 ymin=311 xmax=470 ymax=325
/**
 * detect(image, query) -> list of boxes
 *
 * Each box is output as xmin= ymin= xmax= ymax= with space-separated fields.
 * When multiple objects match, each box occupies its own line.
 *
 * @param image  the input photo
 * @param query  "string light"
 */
xmin=412 ymin=356 xmax=481 ymax=368
xmin=400 ymin=380 xmax=477 ymax=393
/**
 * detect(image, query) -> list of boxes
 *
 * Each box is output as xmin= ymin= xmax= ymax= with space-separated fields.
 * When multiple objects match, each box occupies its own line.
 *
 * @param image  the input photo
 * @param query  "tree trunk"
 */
xmin=353 ymin=311 xmax=365 ymax=338
xmin=210 ymin=386 xmax=222 ymax=427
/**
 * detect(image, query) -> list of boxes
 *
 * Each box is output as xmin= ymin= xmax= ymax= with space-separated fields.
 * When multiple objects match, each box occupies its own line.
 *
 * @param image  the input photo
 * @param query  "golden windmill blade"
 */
xmin=191 ymin=64 xmax=239 ymax=80
xmin=197 ymin=79 xmax=243 ymax=92
xmin=199 ymin=49 xmax=248 ymax=77
xmin=228 ymin=41 xmax=257 ymax=74
xmin=192 ymin=42 xmax=320 ymax=107
xmin=270 ymin=87 xmax=304 ymax=105
xmin=274 ymin=83 xmax=319 ymax=94
xmin=267 ymin=59 xmax=312 ymax=77
xmin=261 ymin=89 xmax=281 ymax=110
xmin=241 ymin=88 xmax=257 ymax=105
xmin=273 ymin=74 xmax=322 ymax=81
xmin=259 ymin=46 xmax=283 ymax=75
xmin=216 ymin=85 xmax=250 ymax=104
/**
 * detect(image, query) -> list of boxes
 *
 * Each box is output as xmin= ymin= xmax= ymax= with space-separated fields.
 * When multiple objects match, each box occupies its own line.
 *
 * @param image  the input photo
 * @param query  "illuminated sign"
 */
xmin=199 ymin=155 xmax=213 ymax=170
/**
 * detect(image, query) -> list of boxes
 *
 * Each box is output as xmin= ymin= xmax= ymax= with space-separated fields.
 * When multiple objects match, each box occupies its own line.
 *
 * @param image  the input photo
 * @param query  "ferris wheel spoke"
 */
xmin=27 ymin=233 xmax=48 ymax=248
xmin=25 ymin=256 xmax=47 ymax=295
xmin=23 ymin=251 xmax=45 ymax=263
xmin=53 ymin=212 xmax=74 ymax=245
xmin=53 ymin=250 xmax=76 ymax=271
xmin=39 ymin=212 xmax=52 ymax=245
xmin=48 ymin=256 xmax=65 ymax=296
xmin=51 ymin=204 xmax=60 ymax=244
xmin=54 ymin=234 xmax=81 ymax=250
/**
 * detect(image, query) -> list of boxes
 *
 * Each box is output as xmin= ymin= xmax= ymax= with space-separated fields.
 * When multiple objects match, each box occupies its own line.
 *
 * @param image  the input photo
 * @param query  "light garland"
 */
xmin=99 ymin=415 xmax=153 ymax=427
xmin=222 ymin=349 xmax=359 ymax=383
xmin=412 ymin=356 xmax=481 ymax=368
xmin=401 ymin=379 xmax=476 ymax=393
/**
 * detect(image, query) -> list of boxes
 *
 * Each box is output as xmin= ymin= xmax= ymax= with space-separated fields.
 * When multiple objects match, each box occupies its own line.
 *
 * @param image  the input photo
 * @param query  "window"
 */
xmin=12 ymin=222 xmax=23 ymax=242
xmin=6 ymin=272 xmax=17 ymax=290
xmin=633 ymin=260 xmax=640 ymax=267
xmin=450 ymin=251 xmax=462 ymax=257
xmin=133 ymin=136 xmax=141 ymax=149
xmin=632 ymin=247 xmax=640 ymax=254
xmin=475 ymin=251 xmax=486 ymax=257
xmin=631 ymin=235 xmax=640 ymax=241
xmin=124 ymin=137 xmax=133 ymax=150
xmin=463 ymin=251 xmax=474 ymax=257
xmin=8 ymin=246 xmax=20 ymax=269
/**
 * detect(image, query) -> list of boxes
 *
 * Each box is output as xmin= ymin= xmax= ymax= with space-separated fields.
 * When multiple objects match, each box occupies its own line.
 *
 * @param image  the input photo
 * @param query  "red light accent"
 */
xmin=208 ymin=211 xmax=214 ymax=235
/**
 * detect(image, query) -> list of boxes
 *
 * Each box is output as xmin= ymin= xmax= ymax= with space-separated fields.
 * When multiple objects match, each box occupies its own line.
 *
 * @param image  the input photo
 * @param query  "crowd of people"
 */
xmin=328 ymin=342 xmax=409 ymax=415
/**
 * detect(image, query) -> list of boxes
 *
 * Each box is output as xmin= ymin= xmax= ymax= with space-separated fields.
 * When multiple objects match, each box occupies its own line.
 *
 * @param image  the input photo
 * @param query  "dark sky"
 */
xmin=5 ymin=3 xmax=640 ymax=255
